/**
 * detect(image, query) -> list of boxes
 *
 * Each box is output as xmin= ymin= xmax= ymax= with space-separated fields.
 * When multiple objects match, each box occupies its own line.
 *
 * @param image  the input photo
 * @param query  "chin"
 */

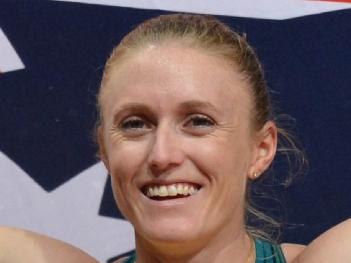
xmin=136 ymin=215 xmax=203 ymax=243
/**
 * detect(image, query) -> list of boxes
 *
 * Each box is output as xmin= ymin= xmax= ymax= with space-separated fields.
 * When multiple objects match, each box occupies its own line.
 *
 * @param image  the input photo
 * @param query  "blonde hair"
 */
xmin=97 ymin=13 xmax=307 ymax=242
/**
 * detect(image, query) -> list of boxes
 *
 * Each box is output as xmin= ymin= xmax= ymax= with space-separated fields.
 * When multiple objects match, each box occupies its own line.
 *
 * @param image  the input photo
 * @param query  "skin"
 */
xmin=0 ymin=227 xmax=98 ymax=263
xmin=98 ymin=42 xmax=281 ymax=263
xmin=292 ymin=219 xmax=351 ymax=263
xmin=8 ymin=219 xmax=351 ymax=263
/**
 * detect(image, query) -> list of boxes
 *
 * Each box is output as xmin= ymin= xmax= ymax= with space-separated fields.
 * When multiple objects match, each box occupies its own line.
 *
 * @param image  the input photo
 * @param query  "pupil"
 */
xmin=193 ymin=118 xmax=210 ymax=126
xmin=125 ymin=120 xmax=143 ymax=129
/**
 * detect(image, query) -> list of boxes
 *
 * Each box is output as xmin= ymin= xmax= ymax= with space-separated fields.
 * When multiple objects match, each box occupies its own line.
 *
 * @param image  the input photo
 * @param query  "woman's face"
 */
xmin=99 ymin=43 xmax=268 ymax=244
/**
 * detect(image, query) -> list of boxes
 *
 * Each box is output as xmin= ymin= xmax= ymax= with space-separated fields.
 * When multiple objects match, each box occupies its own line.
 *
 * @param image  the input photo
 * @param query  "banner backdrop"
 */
xmin=1 ymin=1 xmax=351 ymax=262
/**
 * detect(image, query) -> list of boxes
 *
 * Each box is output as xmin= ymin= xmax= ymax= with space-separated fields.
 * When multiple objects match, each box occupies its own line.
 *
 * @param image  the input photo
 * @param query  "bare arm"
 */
xmin=293 ymin=219 xmax=351 ymax=263
xmin=281 ymin=243 xmax=305 ymax=263
xmin=0 ymin=226 xmax=98 ymax=263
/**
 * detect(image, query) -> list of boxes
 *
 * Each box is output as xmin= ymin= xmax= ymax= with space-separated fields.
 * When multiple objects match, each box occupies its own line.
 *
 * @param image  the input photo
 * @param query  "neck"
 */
xmin=134 ymin=227 xmax=252 ymax=263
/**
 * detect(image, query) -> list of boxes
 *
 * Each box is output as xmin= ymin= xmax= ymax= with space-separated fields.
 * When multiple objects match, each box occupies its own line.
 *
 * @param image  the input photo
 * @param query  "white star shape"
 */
xmin=0 ymin=28 xmax=25 ymax=73
xmin=0 ymin=151 xmax=135 ymax=262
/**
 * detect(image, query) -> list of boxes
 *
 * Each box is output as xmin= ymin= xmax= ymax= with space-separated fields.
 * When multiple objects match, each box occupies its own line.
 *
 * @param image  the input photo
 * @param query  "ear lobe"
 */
xmin=97 ymin=126 xmax=110 ymax=172
xmin=249 ymin=121 xmax=277 ymax=180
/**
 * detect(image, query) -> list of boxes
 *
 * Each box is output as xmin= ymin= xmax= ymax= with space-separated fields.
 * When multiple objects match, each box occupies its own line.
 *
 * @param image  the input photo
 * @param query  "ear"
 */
xmin=248 ymin=121 xmax=277 ymax=180
xmin=97 ymin=126 xmax=110 ymax=172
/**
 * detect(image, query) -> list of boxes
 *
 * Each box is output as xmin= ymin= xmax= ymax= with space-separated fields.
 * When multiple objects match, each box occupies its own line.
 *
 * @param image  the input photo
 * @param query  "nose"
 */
xmin=147 ymin=123 xmax=185 ymax=174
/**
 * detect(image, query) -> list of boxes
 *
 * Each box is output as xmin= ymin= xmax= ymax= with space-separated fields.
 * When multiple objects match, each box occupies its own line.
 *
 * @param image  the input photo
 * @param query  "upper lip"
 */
xmin=139 ymin=179 xmax=203 ymax=190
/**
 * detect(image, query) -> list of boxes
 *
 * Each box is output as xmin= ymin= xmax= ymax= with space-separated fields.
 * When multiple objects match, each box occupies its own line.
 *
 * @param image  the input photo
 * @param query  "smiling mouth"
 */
xmin=142 ymin=183 xmax=201 ymax=200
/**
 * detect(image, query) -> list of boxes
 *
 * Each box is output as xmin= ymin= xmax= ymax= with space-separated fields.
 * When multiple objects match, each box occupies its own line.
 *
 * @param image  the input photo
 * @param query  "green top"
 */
xmin=123 ymin=239 xmax=286 ymax=263
xmin=255 ymin=239 xmax=286 ymax=263
xmin=123 ymin=253 xmax=136 ymax=263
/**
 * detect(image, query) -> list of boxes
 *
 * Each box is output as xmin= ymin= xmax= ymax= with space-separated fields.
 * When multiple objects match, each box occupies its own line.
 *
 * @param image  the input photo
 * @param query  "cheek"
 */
xmin=185 ymin=136 xmax=251 ymax=223
xmin=106 ymin=140 xmax=149 ymax=176
xmin=189 ymin=135 xmax=251 ymax=179
xmin=189 ymin=134 xmax=252 ymax=206
xmin=106 ymin=141 xmax=148 ymax=212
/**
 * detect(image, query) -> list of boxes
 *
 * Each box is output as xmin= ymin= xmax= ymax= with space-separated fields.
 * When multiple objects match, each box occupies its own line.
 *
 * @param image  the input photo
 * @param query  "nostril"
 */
xmin=148 ymin=154 xmax=183 ymax=170
xmin=149 ymin=162 xmax=179 ymax=176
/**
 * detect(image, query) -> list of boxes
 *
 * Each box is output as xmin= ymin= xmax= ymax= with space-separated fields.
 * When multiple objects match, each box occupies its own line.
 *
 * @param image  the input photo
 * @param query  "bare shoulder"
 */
xmin=293 ymin=219 xmax=351 ymax=263
xmin=280 ymin=243 xmax=306 ymax=263
xmin=0 ymin=226 xmax=98 ymax=263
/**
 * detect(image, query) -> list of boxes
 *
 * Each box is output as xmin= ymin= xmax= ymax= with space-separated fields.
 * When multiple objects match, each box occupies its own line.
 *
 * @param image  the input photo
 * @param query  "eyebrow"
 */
xmin=112 ymin=103 xmax=154 ymax=123
xmin=114 ymin=103 xmax=150 ymax=113
xmin=112 ymin=100 xmax=220 ymax=121
xmin=178 ymin=100 xmax=220 ymax=114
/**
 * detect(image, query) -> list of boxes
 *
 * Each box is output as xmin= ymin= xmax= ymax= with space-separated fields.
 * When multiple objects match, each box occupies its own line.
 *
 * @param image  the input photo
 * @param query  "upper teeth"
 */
xmin=146 ymin=183 xmax=199 ymax=197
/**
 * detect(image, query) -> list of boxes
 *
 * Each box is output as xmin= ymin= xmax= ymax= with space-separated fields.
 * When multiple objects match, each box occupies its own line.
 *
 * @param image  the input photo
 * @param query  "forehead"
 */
xmin=101 ymin=43 xmax=252 ymax=116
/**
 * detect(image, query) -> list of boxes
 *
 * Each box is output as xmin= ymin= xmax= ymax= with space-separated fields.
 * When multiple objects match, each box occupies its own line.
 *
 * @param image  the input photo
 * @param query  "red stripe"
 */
xmin=309 ymin=0 xmax=351 ymax=2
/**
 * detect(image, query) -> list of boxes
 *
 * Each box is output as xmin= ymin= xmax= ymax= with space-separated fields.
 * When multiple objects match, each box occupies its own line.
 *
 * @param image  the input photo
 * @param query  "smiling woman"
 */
xmin=2 ymin=12 xmax=351 ymax=263
xmin=95 ymin=14 xmax=305 ymax=263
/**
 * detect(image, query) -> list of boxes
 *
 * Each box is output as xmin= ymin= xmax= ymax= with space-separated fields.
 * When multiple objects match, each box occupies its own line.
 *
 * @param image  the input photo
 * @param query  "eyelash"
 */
xmin=184 ymin=114 xmax=215 ymax=128
xmin=119 ymin=117 xmax=150 ymax=131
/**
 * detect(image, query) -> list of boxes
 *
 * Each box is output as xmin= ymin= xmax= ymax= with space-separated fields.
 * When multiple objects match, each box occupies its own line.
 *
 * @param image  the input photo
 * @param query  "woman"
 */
xmin=1 ymin=14 xmax=307 ymax=263
xmin=95 ymin=13 xmax=304 ymax=263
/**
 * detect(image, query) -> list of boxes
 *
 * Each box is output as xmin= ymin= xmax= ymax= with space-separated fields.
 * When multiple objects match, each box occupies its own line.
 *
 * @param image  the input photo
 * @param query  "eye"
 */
xmin=118 ymin=116 xmax=152 ymax=136
xmin=184 ymin=114 xmax=216 ymax=135
xmin=187 ymin=115 xmax=214 ymax=127
xmin=121 ymin=117 xmax=146 ymax=129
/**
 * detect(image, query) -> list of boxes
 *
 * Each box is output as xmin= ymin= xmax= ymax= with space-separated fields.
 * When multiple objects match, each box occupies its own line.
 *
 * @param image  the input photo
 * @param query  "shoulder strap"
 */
xmin=123 ymin=252 xmax=136 ymax=263
xmin=255 ymin=239 xmax=287 ymax=263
